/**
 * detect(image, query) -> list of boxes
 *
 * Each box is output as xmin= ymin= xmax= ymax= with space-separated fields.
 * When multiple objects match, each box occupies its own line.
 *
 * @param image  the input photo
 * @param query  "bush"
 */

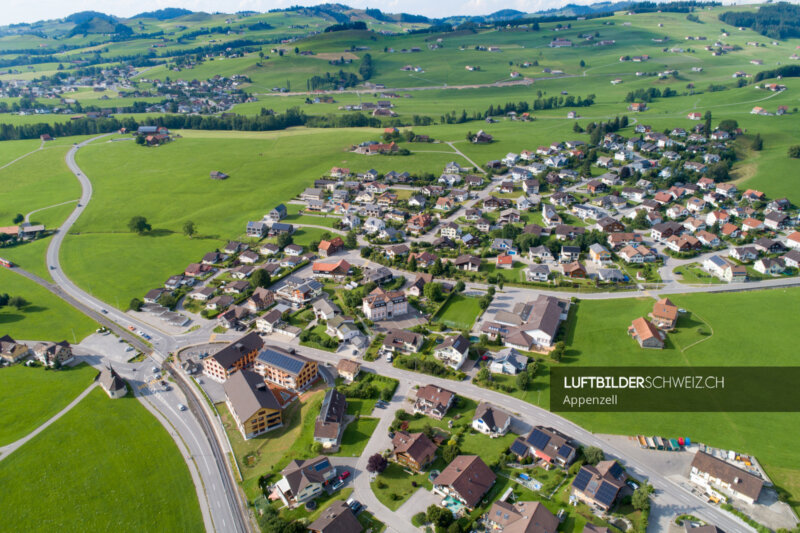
xmin=412 ymin=512 xmax=427 ymax=527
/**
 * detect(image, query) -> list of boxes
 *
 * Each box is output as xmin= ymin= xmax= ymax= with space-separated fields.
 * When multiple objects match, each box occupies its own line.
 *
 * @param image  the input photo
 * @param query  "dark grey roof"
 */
xmin=224 ymin=370 xmax=282 ymax=421
xmin=207 ymin=332 xmax=264 ymax=370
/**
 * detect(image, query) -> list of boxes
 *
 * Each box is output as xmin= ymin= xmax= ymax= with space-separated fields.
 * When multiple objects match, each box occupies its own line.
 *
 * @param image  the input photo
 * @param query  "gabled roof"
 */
xmin=224 ymin=370 xmax=282 ymax=421
xmin=473 ymin=402 xmax=511 ymax=432
xmin=206 ymin=332 xmax=264 ymax=370
xmin=392 ymin=431 xmax=437 ymax=465
xmin=691 ymin=451 xmax=764 ymax=500
xmin=256 ymin=346 xmax=312 ymax=376
xmin=434 ymin=455 xmax=496 ymax=508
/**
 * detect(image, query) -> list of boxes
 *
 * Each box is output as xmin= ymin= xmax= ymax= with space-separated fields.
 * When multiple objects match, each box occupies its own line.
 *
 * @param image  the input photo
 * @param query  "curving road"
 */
xmin=40 ymin=135 xmax=252 ymax=533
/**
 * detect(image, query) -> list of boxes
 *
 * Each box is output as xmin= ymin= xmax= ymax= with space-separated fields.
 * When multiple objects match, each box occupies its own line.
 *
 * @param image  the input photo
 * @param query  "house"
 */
xmin=276 ymin=456 xmax=337 ymax=505
xmin=336 ymin=359 xmax=360 ymax=383
xmin=715 ymin=182 xmax=737 ymax=198
xmin=754 ymin=237 xmax=785 ymax=254
xmin=244 ymin=287 xmax=274 ymax=313
xmin=435 ymin=197 xmax=455 ymax=211
xmin=786 ymin=232 xmax=800 ymax=250
xmin=589 ymin=243 xmax=612 ymax=265
xmin=318 ymin=237 xmax=344 ymax=257
xmin=189 ymin=286 xmax=216 ymax=301
xmin=598 ymin=268 xmax=626 ymax=282
xmin=254 ymin=346 xmax=318 ymax=392
xmin=488 ymin=347 xmax=528 ymax=374
xmin=362 ymin=287 xmax=407 ymax=320
xmin=326 ymin=316 xmax=360 ymax=342
xmin=256 ymin=309 xmax=285 ymax=334
xmin=472 ymin=402 xmax=511 ymax=437
xmin=432 ymin=455 xmax=496 ymax=510
xmin=313 ymin=389 xmax=347 ymax=448
xmin=364 ymin=217 xmax=385 ymax=234
xmin=730 ymin=246 xmax=759 ymax=262
xmin=312 ymin=298 xmax=340 ymax=321
xmin=651 ymin=298 xmax=678 ymax=330
xmin=571 ymin=461 xmax=627 ymax=511
xmin=628 ymin=317 xmax=665 ymax=348
xmin=414 ymin=385 xmax=455 ymax=419
xmin=308 ymin=501 xmax=363 ymax=533
xmin=527 ymin=245 xmax=554 ymax=262
xmin=391 ymin=431 xmax=437 ymax=472
xmin=562 ymin=261 xmax=586 ymax=278
xmin=202 ymin=332 xmax=264 ymax=382
xmin=246 ymin=220 xmax=268 ymax=238
xmin=525 ymin=264 xmax=550 ymax=282
xmin=618 ymin=244 xmax=656 ymax=263
xmin=312 ymin=259 xmax=351 ymax=280
xmin=433 ymin=335 xmax=470 ymax=370
xmin=98 ymin=366 xmax=127 ymax=399
xmin=485 ymin=501 xmax=558 ymax=533
xmin=754 ymin=257 xmax=785 ymax=275
xmin=696 ymin=231 xmax=720 ymax=247
xmin=454 ymin=255 xmax=481 ymax=272
xmin=651 ymin=222 xmax=684 ymax=241
xmin=224 ymin=370 xmax=284 ymax=439
xmin=440 ymin=222 xmax=461 ymax=239
xmin=666 ymin=234 xmax=701 ymax=253
xmin=690 ymin=451 xmax=764 ymax=505
xmin=268 ymin=204 xmax=288 ymax=222
xmin=144 ymin=287 xmax=167 ymax=304
xmin=764 ymin=211 xmax=790 ymax=230
xmin=720 ymin=223 xmax=741 ymax=238
xmin=741 ymin=217 xmax=763 ymax=233
xmin=33 ymin=341 xmax=73 ymax=367
xmin=512 ymin=426 xmax=576 ymax=466
xmin=382 ymin=328 xmax=424 ymax=354
xmin=781 ymin=250 xmax=800 ymax=268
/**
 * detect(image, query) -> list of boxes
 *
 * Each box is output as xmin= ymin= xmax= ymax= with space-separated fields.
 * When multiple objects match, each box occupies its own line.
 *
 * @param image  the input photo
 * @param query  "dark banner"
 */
xmin=550 ymin=367 xmax=800 ymax=412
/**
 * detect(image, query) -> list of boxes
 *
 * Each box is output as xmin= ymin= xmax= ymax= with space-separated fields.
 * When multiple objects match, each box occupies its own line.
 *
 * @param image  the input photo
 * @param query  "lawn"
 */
xmin=0 ymin=387 xmax=203 ymax=532
xmin=217 ymin=388 xmax=326 ymax=500
xmin=434 ymin=293 xmax=483 ymax=330
xmin=0 ymin=363 xmax=98 ymax=446
xmin=333 ymin=417 xmax=379 ymax=457
xmin=674 ymin=263 xmax=724 ymax=285
xmin=560 ymin=289 xmax=800 ymax=515
xmin=0 ymin=268 xmax=98 ymax=342
xmin=0 ymin=236 xmax=54 ymax=280
xmin=371 ymin=462 xmax=434 ymax=511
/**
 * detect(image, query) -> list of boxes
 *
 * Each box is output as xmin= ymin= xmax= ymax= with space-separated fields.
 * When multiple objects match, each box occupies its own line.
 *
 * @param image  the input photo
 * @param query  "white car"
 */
xmin=177 ymin=404 xmax=187 ymax=411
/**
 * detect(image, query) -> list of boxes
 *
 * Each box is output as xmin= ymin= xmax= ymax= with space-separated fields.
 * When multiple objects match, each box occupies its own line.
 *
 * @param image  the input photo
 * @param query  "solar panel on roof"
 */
xmin=557 ymin=444 xmax=573 ymax=458
xmin=526 ymin=429 xmax=551 ymax=451
xmin=314 ymin=459 xmax=331 ymax=471
xmin=606 ymin=461 xmax=623 ymax=479
xmin=595 ymin=481 xmax=619 ymax=506
xmin=509 ymin=439 xmax=528 ymax=456
xmin=258 ymin=348 xmax=305 ymax=374
xmin=572 ymin=468 xmax=592 ymax=491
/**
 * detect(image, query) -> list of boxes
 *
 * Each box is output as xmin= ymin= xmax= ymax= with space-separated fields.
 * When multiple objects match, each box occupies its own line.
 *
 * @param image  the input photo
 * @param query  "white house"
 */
xmin=433 ymin=335 xmax=470 ymax=370
xmin=471 ymin=402 xmax=511 ymax=437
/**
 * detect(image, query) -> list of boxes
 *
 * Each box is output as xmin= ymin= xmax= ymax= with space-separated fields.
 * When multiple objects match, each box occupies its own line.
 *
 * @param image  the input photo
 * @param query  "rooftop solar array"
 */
xmin=257 ymin=348 xmax=305 ymax=375
xmin=572 ymin=468 xmax=592 ymax=491
xmin=526 ymin=429 xmax=551 ymax=451
xmin=595 ymin=481 xmax=619 ymax=506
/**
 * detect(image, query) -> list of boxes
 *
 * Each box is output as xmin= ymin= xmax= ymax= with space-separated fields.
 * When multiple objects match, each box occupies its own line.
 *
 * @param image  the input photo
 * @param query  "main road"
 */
xmin=14 ymin=133 xmax=782 ymax=533
xmin=42 ymin=135 xmax=252 ymax=533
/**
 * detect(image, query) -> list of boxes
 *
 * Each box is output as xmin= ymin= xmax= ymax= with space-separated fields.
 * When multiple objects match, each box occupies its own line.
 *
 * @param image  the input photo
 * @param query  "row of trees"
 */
xmin=0 ymin=293 xmax=29 ymax=310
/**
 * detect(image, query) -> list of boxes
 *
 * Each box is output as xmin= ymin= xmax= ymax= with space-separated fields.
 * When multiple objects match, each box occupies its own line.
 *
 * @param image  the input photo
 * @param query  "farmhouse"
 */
xmin=651 ymin=298 xmax=678 ymax=330
xmin=628 ymin=317 xmax=665 ymax=349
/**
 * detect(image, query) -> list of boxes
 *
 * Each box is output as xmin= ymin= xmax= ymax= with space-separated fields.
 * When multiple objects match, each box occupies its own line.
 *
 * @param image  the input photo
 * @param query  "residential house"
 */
xmin=308 ymin=501 xmax=363 ymax=533
xmin=433 ymin=455 xmax=496 ymax=510
xmin=313 ymin=389 xmax=347 ymax=448
xmin=472 ymin=402 xmax=512 ymax=437
xmin=391 ymin=431 xmax=437 ymax=472
xmin=571 ymin=461 xmax=627 ymax=511
xmin=562 ymin=261 xmax=586 ymax=278
xmin=754 ymin=257 xmax=785 ymax=275
xmin=336 ymin=359 xmax=360 ymax=383
xmin=689 ymin=451 xmax=764 ymax=505
xmin=33 ymin=341 xmax=73 ymax=367
xmin=525 ymin=264 xmax=551 ymax=282
xmin=224 ymin=370 xmax=284 ymax=439
xmin=276 ymin=456 xmax=337 ymax=505
xmin=254 ymin=346 xmax=318 ymax=392
xmin=362 ymin=287 xmax=407 ymax=320
xmin=202 ymin=332 xmax=264 ymax=382
xmin=628 ymin=317 xmax=665 ymax=349
xmin=485 ymin=501 xmax=558 ymax=533
xmin=244 ymin=287 xmax=274 ymax=313
xmin=312 ymin=259 xmax=352 ymax=280
xmin=433 ymin=334 xmax=470 ymax=370
xmin=414 ymin=385 xmax=455 ymax=419
xmin=511 ymin=426 xmax=576 ymax=466
xmin=382 ymin=329 xmax=424 ymax=355
xmin=318 ymin=237 xmax=344 ymax=257
xmin=589 ymin=243 xmax=612 ymax=265
xmin=454 ymin=255 xmax=481 ymax=272
xmin=488 ymin=347 xmax=528 ymax=375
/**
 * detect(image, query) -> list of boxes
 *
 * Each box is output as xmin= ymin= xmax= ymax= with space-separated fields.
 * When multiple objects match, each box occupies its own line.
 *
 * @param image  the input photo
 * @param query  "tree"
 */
xmin=476 ymin=366 xmax=490 ymax=382
xmin=344 ymin=230 xmax=357 ymax=249
xmin=128 ymin=216 xmax=151 ymax=234
xmin=788 ymin=145 xmax=800 ymax=159
xmin=8 ymin=296 xmax=28 ymax=309
xmin=442 ymin=443 xmax=461 ymax=463
xmin=632 ymin=485 xmax=653 ymax=511
xmin=704 ymin=110 xmax=712 ymax=137
xmin=426 ymin=505 xmax=454 ymax=528
xmin=619 ymin=166 xmax=631 ymax=180
xmin=366 ymin=453 xmax=388 ymax=473
xmin=455 ymin=280 xmax=465 ymax=293
xmin=250 ymin=269 xmax=271 ymax=289
xmin=579 ymin=59 xmax=586 ymax=67
xmin=276 ymin=232 xmax=293 ymax=248
xmin=550 ymin=341 xmax=565 ymax=362
xmin=423 ymin=282 xmax=444 ymax=302
xmin=135 ymin=135 xmax=145 ymax=145
xmin=583 ymin=446 xmax=605 ymax=465
xmin=311 ymin=442 xmax=323 ymax=454
xmin=516 ymin=371 xmax=530 ymax=390
xmin=129 ymin=298 xmax=143 ymax=311
xmin=752 ymin=133 xmax=763 ymax=151
xmin=183 ymin=220 xmax=196 ymax=238
xmin=718 ymin=119 xmax=738 ymax=132
xmin=0 ymin=293 xmax=8 ymax=307
xmin=12 ymin=213 xmax=23 ymax=224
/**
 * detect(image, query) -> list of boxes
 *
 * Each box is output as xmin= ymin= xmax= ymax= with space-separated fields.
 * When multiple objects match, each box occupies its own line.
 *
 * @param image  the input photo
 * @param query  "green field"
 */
xmin=560 ymin=289 xmax=800 ymax=513
xmin=434 ymin=294 xmax=483 ymax=329
xmin=0 ymin=268 xmax=97 ymax=342
xmin=0 ymin=363 xmax=97 ymax=446
xmin=334 ymin=417 xmax=379 ymax=457
xmin=0 ymin=387 xmax=203 ymax=532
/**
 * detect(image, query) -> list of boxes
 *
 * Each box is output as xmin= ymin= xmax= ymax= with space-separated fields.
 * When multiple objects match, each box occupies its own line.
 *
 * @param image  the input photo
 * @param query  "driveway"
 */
xmin=396 ymin=487 xmax=434 ymax=519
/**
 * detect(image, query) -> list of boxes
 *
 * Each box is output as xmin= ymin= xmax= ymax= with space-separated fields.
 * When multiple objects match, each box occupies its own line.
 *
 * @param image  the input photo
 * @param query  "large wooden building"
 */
xmin=202 ymin=332 xmax=264 ymax=382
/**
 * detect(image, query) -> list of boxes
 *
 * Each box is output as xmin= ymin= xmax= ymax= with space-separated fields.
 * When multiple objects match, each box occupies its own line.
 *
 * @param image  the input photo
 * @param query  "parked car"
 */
xmin=346 ymin=498 xmax=362 ymax=514
xmin=331 ymin=480 xmax=344 ymax=491
xmin=339 ymin=470 xmax=351 ymax=481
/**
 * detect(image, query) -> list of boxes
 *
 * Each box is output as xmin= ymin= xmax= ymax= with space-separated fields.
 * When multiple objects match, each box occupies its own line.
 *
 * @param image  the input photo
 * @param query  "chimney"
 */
xmin=734 ymin=477 xmax=740 ymax=484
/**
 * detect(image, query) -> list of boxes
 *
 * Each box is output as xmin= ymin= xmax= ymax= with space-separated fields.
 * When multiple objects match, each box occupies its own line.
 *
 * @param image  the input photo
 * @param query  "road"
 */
xmin=39 ymin=135 xmax=251 ymax=533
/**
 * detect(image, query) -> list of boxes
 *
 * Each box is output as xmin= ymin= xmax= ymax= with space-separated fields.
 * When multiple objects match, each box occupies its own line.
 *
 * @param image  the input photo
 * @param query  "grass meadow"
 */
xmin=0 ymin=387 xmax=203 ymax=532
xmin=0 ymin=363 xmax=98 ymax=446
